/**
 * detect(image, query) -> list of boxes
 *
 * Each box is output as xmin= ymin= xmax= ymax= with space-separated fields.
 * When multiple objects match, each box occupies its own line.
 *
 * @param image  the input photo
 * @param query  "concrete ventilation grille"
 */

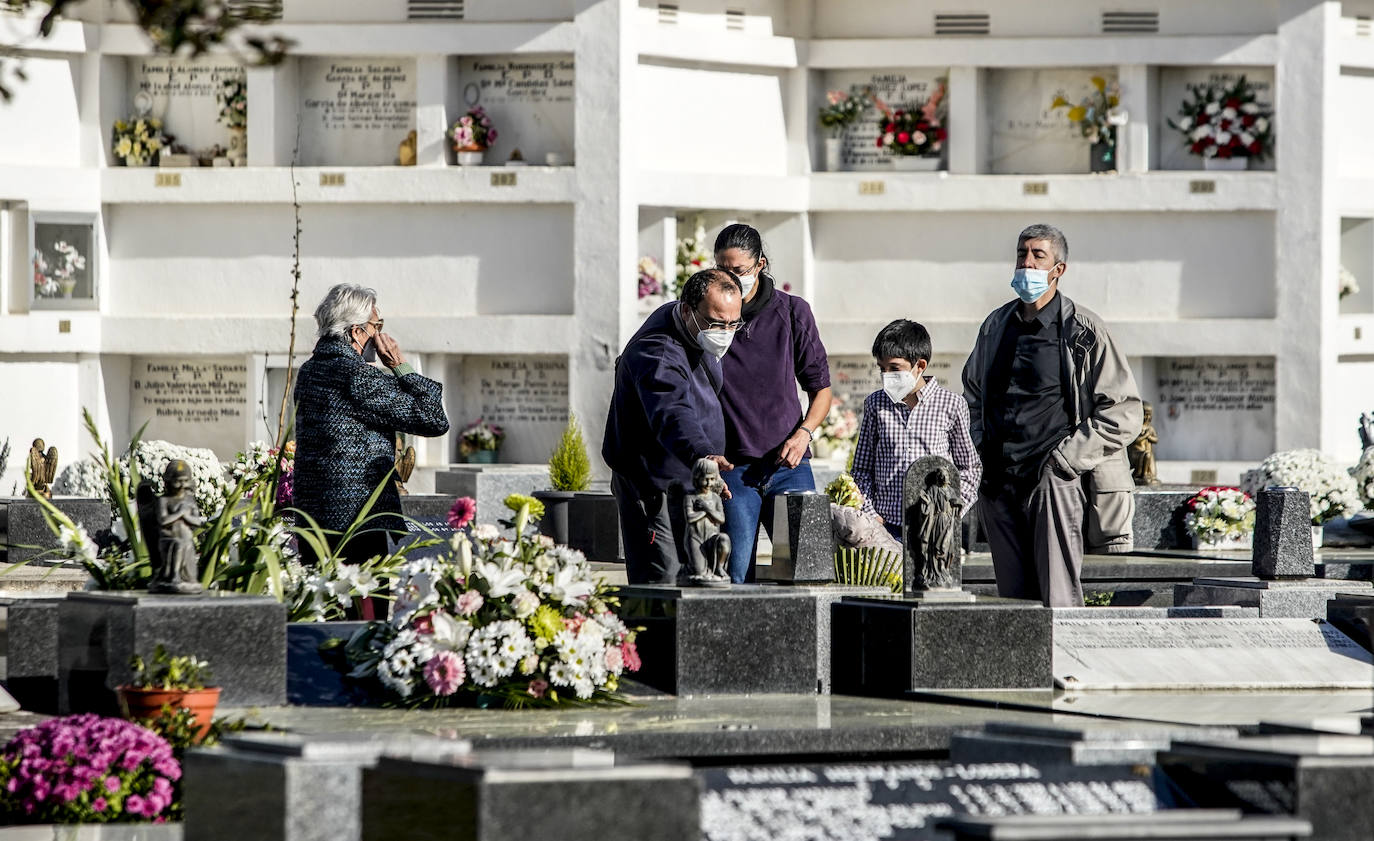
xmin=1358 ymin=15 xmax=1373 ymax=37
xmin=226 ymin=0 xmax=283 ymax=20
xmin=658 ymin=4 xmax=678 ymax=24
xmin=725 ymin=9 xmax=745 ymax=30
xmin=933 ymin=12 xmax=990 ymax=36
xmin=1102 ymin=11 xmax=1159 ymax=33
xmin=408 ymin=0 xmax=465 ymax=19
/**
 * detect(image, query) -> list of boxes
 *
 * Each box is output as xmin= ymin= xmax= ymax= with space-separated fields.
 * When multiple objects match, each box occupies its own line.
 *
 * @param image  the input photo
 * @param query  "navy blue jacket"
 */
xmin=602 ymin=302 xmax=725 ymax=497
xmin=293 ymin=335 xmax=449 ymax=535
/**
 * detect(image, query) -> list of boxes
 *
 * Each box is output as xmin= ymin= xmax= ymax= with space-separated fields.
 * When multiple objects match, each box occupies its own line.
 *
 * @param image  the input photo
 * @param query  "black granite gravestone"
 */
xmin=936 ymin=811 xmax=1311 ymax=840
xmin=286 ymin=621 xmax=367 ymax=706
xmin=2 ymin=496 xmax=111 ymax=564
xmin=0 ymin=596 xmax=63 ymax=712
xmin=901 ymin=456 xmax=963 ymax=593
xmin=757 ymin=492 xmax=834 ymax=583
xmin=1254 ymin=487 xmax=1314 ymax=579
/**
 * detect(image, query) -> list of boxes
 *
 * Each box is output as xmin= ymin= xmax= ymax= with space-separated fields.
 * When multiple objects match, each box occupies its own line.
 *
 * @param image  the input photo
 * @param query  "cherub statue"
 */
xmin=394 ymin=436 xmax=416 ymax=496
xmin=398 ymin=130 xmax=417 ymax=166
xmin=1360 ymin=412 xmax=1374 ymax=452
xmin=141 ymin=460 xmax=205 ymax=595
xmin=912 ymin=464 xmax=962 ymax=590
xmin=680 ymin=458 xmax=731 ymax=587
xmin=27 ymin=438 xmax=57 ymax=499
xmin=1128 ymin=402 xmax=1161 ymax=486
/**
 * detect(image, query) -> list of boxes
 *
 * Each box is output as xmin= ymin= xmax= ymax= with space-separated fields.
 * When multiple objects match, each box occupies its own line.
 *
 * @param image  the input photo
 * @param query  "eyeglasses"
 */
xmin=692 ymin=309 xmax=744 ymax=332
xmin=715 ymin=260 xmax=759 ymax=279
xmin=358 ymin=318 xmax=384 ymax=333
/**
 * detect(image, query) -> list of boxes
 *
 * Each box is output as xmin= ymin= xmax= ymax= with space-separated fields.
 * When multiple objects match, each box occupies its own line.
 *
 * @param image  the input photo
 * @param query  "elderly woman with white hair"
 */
xmin=293 ymin=283 xmax=449 ymax=569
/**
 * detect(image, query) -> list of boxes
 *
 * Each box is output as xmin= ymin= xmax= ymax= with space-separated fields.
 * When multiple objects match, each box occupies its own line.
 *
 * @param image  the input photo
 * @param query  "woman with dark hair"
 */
xmin=713 ymin=223 xmax=833 ymax=582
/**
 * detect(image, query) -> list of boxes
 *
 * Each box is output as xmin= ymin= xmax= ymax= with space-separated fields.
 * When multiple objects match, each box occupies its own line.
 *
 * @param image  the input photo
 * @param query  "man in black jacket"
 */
xmin=603 ymin=269 xmax=742 ymax=584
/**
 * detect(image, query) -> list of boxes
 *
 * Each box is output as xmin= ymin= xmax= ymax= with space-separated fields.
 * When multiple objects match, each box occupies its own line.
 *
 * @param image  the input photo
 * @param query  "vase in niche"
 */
xmin=456 ymin=147 xmax=486 ymax=166
xmin=228 ymin=127 xmax=247 ymax=166
xmin=1090 ymin=130 xmax=1117 ymax=173
xmin=58 ymin=279 xmax=76 ymax=299
xmin=823 ymin=137 xmax=843 ymax=172
xmin=891 ymin=155 xmax=941 ymax=172
xmin=1203 ymin=156 xmax=1249 ymax=171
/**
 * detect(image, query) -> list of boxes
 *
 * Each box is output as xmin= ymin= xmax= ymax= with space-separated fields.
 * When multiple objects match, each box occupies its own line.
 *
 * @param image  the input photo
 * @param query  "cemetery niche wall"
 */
xmin=1157 ymin=67 xmax=1275 ymax=172
xmin=129 ymin=356 xmax=250 ymax=458
xmin=298 ymin=57 xmax=417 ymax=167
xmin=820 ymin=68 xmax=947 ymax=171
xmin=29 ymin=212 xmax=97 ymax=308
xmin=1143 ymin=356 xmax=1276 ymax=462
xmin=987 ymin=67 xmax=1117 ymax=174
xmin=125 ymin=57 xmax=247 ymax=163
xmin=447 ymin=354 xmax=570 ymax=464
xmin=450 ymin=54 xmax=575 ymax=165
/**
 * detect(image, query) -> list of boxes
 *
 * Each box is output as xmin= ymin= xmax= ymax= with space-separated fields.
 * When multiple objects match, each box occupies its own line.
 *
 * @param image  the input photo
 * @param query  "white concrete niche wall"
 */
xmin=1156 ymin=66 xmax=1276 ymax=172
xmin=985 ymin=67 xmax=1117 ymax=175
xmin=0 ymin=56 xmax=82 ymax=167
xmin=1337 ymin=69 xmax=1374 ymax=177
xmin=296 ymin=57 xmax=418 ymax=167
xmin=634 ymin=0 xmax=791 ymax=35
xmin=1340 ymin=217 xmax=1374 ymax=315
xmin=443 ymin=353 xmax=570 ymax=464
xmin=446 ymin=53 xmax=576 ymax=166
xmin=122 ymin=56 xmax=246 ymax=156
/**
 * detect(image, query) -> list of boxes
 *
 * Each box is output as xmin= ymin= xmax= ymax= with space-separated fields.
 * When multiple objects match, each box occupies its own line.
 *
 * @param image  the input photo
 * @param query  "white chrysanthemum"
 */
xmin=1242 ymin=449 xmax=1361 ymax=524
xmin=471 ymin=524 xmax=500 ymax=542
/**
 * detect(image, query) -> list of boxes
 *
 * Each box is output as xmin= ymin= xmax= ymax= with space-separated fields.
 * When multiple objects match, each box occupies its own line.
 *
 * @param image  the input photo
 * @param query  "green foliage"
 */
xmin=128 ymin=644 xmax=213 ymax=691
xmin=834 ymin=545 xmax=902 ymax=593
xmin=548 ymin=414 xmax=592 ymax=492
xmin=1083 ymin=590 xmax=1115 ymax=607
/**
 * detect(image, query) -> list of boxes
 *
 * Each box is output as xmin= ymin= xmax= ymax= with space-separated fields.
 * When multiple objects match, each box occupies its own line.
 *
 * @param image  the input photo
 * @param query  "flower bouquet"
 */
xmin=451 ymin=105 xmax=498 ymax=165
xmin=1341 ymin=266 xmax=1360 ymax=301
xmin=112 ymin=116 xmax=166 ymax=167
xmin=1242 ymin=449 xmax=1360 ymax=546
xmin=638 ymin=256 xmax=665 ymax=310
xmin=32 ymin=240 xmax=86 ymax=299
xmin=1050 ymin=75 xmax=1127 ymax=172
xmin=871 ymin=82 xmax=947 ymax=170
xmin=1167 ymin=75 xmax=1273 ymax=169
xmin=817 ymin=89 xmax=869 ymax=171
xmin=339 ymin=495 xmax=640 ymax=708
xmin=813 ymin=400 xmax=859 ymax=461
xmin=1350 ymin=447 xmax=1374 ymax=510
xmin=458 ymin=418 xmax=504 ymax=463
xmin=1183 ymin=486 xmax=1255 ymax=551
xmin=0 ymin=714 xmax=181 ymax=823
xmin=675 ymin=215 xmax=711 ymax=300
xmin=217 ymin=78 xmax=246 ymax=130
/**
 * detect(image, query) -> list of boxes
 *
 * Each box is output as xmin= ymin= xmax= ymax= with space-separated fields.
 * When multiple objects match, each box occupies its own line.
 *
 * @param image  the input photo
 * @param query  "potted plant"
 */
xmin=1050 ymin=75 xmax=1128 ymax=173
xmin=112 ymin=115 xmax=166 ymax=167
xmin=817 ymin=89 xmax=869 ymax=172
xmin=32 ymin=240 xmax=86 ymax=300
xmin=458 ymin=418 xmax=503 ymax=463
xmin=450 ymin=105 xmax=498 ymax=166
xmin=533 ymin=414 xmax=592 ymax=547
xmin=1241 ymin=449 xmax=1361 ymax=548
xmin=217 ymin=77 xmax=247 ymax=165
xmin=872 ymin=81 xmax=947 ymax=171
xmin=1168 ymin=75 xmax=1273 ymax=170
xmin=1183 ymin=486 xmax=1256 ymax=551
xmin=117 ymin=645 xmax=220 ymax=742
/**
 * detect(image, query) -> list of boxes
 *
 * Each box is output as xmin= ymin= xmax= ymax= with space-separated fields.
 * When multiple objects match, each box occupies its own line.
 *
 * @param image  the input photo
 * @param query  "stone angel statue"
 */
xmin=27 ymin=439 xmax=58 ymax=499
xmin=680 ymin=458 xmax=731 ymax=587
xmin=903 ymin=456 xmax=963 ymax=591
xmin=141 ymin=460 xmax=206 ymax=595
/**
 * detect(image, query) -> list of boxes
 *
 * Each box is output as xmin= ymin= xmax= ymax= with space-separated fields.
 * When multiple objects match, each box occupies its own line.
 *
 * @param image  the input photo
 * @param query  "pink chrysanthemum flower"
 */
xmin=423 ymin=651 xmax=466 ymax=696
xmin=455 ymin=589 xmax=483 ymax=617
xmin=527 ymin=678 xmax=549 ymax=699
xmin=447 ymin=496 xmax=477 ymax=530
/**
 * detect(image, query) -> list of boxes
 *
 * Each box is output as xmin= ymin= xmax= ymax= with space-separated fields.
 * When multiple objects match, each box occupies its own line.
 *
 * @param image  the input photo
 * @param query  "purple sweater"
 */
xmin=720 ymin=289 xmax=831 ymax=461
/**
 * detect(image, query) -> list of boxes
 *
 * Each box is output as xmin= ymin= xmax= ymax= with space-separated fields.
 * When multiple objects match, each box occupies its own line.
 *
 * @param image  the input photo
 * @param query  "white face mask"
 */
xmin=882 ymin=370 xmax=918 ymax=404
xmin=736 ymin=271 xmax=757 ymax=297
xmin=690 ymin=309 xmax=735 ymax=359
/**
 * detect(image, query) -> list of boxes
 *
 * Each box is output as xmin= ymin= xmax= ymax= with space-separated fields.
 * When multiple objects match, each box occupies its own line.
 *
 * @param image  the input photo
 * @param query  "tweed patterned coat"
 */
xmin=293 ymin=335 xmax=449 ymax=535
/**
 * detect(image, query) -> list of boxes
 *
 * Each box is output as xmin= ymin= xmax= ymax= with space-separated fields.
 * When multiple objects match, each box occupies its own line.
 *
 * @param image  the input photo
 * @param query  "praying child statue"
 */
xmin=142 ymin=460 xmax=206 ymax=594
xmin=681 ymin=458 xmax=732 ymax=587
xmin=1128 ymin=402 xmax=1161 ymax=487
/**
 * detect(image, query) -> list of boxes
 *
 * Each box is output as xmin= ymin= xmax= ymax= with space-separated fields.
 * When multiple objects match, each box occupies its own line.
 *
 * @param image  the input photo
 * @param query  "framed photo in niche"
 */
xmin=29 ymin=212 xmax=98 ymax=309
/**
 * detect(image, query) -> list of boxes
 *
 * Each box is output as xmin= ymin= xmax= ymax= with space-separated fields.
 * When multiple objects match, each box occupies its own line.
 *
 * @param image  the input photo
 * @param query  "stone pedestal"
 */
xmin=756 ymin=492 xmax=833 ymax=583
xmin=434 ymin=465 xmax=549 ymax=526
xmin=830 ymin=595 xmax=1052 ymax=695
xmin=58 ymin=590 xmax=287 ymax=713
xmin=361 ymin=750 xmax=699 ymax=841
xmin=1174 ymin=577 xmax=1372 ymax=619
xmin=1 ymin=496 xmax=111 ymax=564
xmin=615 ymin=585 xmax=820 ymax=694
xmin=1253 ymin=488 xmax=1315 ymax=578
xmin=1132 ymin=487 xmax=1196 ymax=549
xmin=0 ymin=596 xmax=63 ymax=712
xmin=539 ymin=492 xmax=621 ymax=562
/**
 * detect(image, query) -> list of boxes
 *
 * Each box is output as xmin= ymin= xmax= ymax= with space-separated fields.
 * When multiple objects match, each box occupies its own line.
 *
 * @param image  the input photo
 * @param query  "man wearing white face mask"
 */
xmin=603 ymin=269 xmax=742 ymax=585
xmin=962 ymin=224 xmax=1142 ymax=607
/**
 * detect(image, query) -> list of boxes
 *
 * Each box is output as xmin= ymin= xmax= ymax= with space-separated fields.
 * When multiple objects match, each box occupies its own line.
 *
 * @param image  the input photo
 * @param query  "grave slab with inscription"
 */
xmin=130 ymin=356 xmax=248 ymax=458
xmin=452 ymin=355 xmax=569 ymax=463
xmin=1153 ymin=357 xmax=1276 ymax=461
xmin=820 ymin=68 xmax=945 ymax=172
xmin=987 ymin=68 xmax=1116 ymax=174
xmin=299 ymin=57 xmax=416 ymax=166
xmin=453 ymin=54 xmax=574 ymax=164
xmin=1052 ymin=618 xmax=1374 ymax=691
xmin=130 ymin=57 xmax=245 ymax=154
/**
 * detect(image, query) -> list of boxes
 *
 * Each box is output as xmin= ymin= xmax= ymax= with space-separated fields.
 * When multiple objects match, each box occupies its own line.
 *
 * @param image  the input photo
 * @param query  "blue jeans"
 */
xmin=721 ymin=459 xmax=816 ymax=583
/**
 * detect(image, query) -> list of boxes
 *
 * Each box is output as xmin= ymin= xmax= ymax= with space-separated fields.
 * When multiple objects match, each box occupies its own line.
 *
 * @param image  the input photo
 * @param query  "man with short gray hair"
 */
xmin=962 ymin=225 xmax=1142 ymax=606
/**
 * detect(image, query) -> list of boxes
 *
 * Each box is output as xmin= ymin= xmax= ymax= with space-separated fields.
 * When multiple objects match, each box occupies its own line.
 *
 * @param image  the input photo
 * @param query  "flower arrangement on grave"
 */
xmin=117 ymin=645 xmax=220 ymax=742
xmin=0 ymin=714 xmax=181 ymax=824
xmin=1241 ymin=448 xmax=1361 ymax=525
xmin=217 ymin=77 xmax=246 ymax=130
xmin=871 ymin=81 xmax=947 ymax=158
xmin=450 ymin=105 xmax=498 ymax=151
xmin=1168 ymin=75 xmax=1273 ymax=162
xmin=638 ymin=256 xmax=665 ymax=300
xmin=817 ymin=89 xmax=870 ymax=137
xmin=1182 ymin=486 xmax=1256 ymax=544
xmin=675 ymin=215 xmax=711 ymax=300
xmin=1050 ymin=76 xmax=1128 ymax=147
xmin=813 ymin=400 xmax=859 ymax=460
xmin=339 ymin=495 xmax=640 ymax=708
xmin=1341 ymin=266 xmax=1360 ymax=301
xmin=32 ymin=240 xmax=86 ymax=299
xmin=111 ymin=116 xmax=166 ymax=167
xmin=458 ymin=418 xmax=504 ymax=456
xmin=825 ymin=473 xmax=864 ymax=509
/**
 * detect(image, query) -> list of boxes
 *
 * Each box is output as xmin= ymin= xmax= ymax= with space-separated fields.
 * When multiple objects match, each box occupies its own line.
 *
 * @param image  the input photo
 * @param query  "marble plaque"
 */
xmin=452 ymin=355 xmax=569 ymax=464
xmin=1153 ymin=356 xmax=1275 ymax=461
xmin=299 ymin=57 xmax=417 ymax=166
xmin=130 ymin=57 xmax=245 ymax=153
xmin=987 ymin=67 xmax=1116 ymax=174
xmin=829 ymin=353 xmax=966 ymax=412
xmin=1158 ymin=67 xmax=1274 ymax=171
xmin=130 ymin=356 xmax=248 ymax=458
xmin=1053 ymin=618 xmax=1374 ymax=690
xmin=821 ymin=68 xmax=945 ymax=171
xmin=701 ymin=762 xmax=1162 ymax=841
xmin=454 ymin=54 xmax=574 ymax=164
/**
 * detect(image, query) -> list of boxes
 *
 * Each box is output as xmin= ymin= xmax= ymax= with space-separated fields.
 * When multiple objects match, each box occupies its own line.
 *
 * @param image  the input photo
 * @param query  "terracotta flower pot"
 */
xmin=116 ymin=685 xmax=221 ymax=741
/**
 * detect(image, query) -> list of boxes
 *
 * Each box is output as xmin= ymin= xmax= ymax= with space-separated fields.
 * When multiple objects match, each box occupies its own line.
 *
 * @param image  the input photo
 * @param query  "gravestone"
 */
xmin=1160 ymin=734 xmax=1374 ymax=841
xmin=757 ymin=492 xmax=834 ymax=583
xmin=1253 ymin=488 xmax=1314 ymax=578
xmin=130 ymin=357 xmax=249 ymax=458
xmin=819 ymin=70 xmax=946 ymax=171
xmin=454 ymin=55 xmax=575 ymax=165
xmin=700 ymin=760 xmax=1175 ymax=841
xmin=1131 ymin=486 xmax=1195 ymax=550
xmin=298 ymin=57 xmax=417 ymax=166
xmin=58 ymin=590 xmax=287 ymax=713
xmin=987 ymin=67 xmax=1117 ymax=174
xmin=901 ymin=456 xmax=968 ymax=596
xmin=1051 ymin=618 xmax=1374 ymax=691
xmin=362 ymin=749 xmax=698 ymax=841
xmin=2 ymin=496 xmax=111 ymax=564
xmin=0 ymin=596 xmax=63 ymax=712
xmin=1154 ymin=357 xmax=1277 ymax=460
xmin=453 ymin=355 xmax=570 ymax=463
xmin=1325 ymin=593 xmax=1374 ymax=652
xmin=433 ymin=465 xmax=549 ymax=526
xmin=949 ymin=720 xmax=1239 ymax=767
xmin=1157 ymin=68 xmax=1275 ymax=172
xmin=129 ymin=57 xmax=245 ymax=154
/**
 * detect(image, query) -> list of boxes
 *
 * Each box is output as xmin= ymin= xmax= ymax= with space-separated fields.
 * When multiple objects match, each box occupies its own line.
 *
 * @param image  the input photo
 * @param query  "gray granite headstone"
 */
xmin=950 ymin=720 xmax=1240 ymax=767
xmin=434 ymin=465 xmax=549 ymax=526
xmin=1253 ymin=487 xmax=1314 ymax=579
xmin=0 ymin=596 xmax=63 ymax=712
xmin=757 ymin=492 xmax=834 ymax=583
xmin=901 ymin=456 xmax=963 ymax=593
xmin=58 ymin=590 xmax=287 ymax=713
xmin=2 ymin=497 xmax=112 ymax=564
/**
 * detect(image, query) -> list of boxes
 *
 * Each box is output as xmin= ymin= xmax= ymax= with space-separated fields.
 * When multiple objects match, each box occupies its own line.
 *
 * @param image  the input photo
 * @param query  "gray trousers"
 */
xmin=979 ymin=464 xmax=1087 ymax=607
xmin=610 ymin=473 xmax=685 ymax=585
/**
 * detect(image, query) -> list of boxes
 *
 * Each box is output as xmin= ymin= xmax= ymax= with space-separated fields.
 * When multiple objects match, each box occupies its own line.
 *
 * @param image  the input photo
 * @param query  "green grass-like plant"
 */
xmin=547 ymin=413 xmax=591 ymax=492
xmin=834 ymin=545 xmax=902 ymax=593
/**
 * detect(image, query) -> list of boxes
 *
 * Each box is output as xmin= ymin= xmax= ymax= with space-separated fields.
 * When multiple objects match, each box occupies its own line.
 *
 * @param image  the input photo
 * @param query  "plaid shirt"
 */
xmin=850 ymin=378 xmax=982 ymax=526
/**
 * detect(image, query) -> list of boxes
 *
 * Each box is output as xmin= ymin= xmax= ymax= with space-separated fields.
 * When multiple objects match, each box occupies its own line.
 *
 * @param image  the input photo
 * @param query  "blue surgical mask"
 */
xmin=1011 ymin=268 xmax=1054 ymax=303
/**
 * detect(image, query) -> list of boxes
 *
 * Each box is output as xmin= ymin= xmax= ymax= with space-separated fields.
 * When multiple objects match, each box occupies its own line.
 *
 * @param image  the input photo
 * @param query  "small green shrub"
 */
xmin=548 ymin=414 xmax=592 ymax=492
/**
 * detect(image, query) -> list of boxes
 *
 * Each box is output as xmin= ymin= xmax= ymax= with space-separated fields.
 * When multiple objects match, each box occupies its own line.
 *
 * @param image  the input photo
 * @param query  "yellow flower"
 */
xmin=1067 ymin=106 xmax=1087 ymax=122
xmin=1108 ymin=95 xmax=1120 ymax=107
xmin=147 ymin=138 xmax=162 ymax=152
xmin=1050 ymin=95 xmax=1069 ymax=109
xmin=1091 ymin=76 xmax=1106 ymax=92
xmin=150 ymin=118 xmax=162 ymax=129
xmin=114 ymin=120 xmax=127 ymax=132
xmin=115 ymin=137 xmax=132 ymax=157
